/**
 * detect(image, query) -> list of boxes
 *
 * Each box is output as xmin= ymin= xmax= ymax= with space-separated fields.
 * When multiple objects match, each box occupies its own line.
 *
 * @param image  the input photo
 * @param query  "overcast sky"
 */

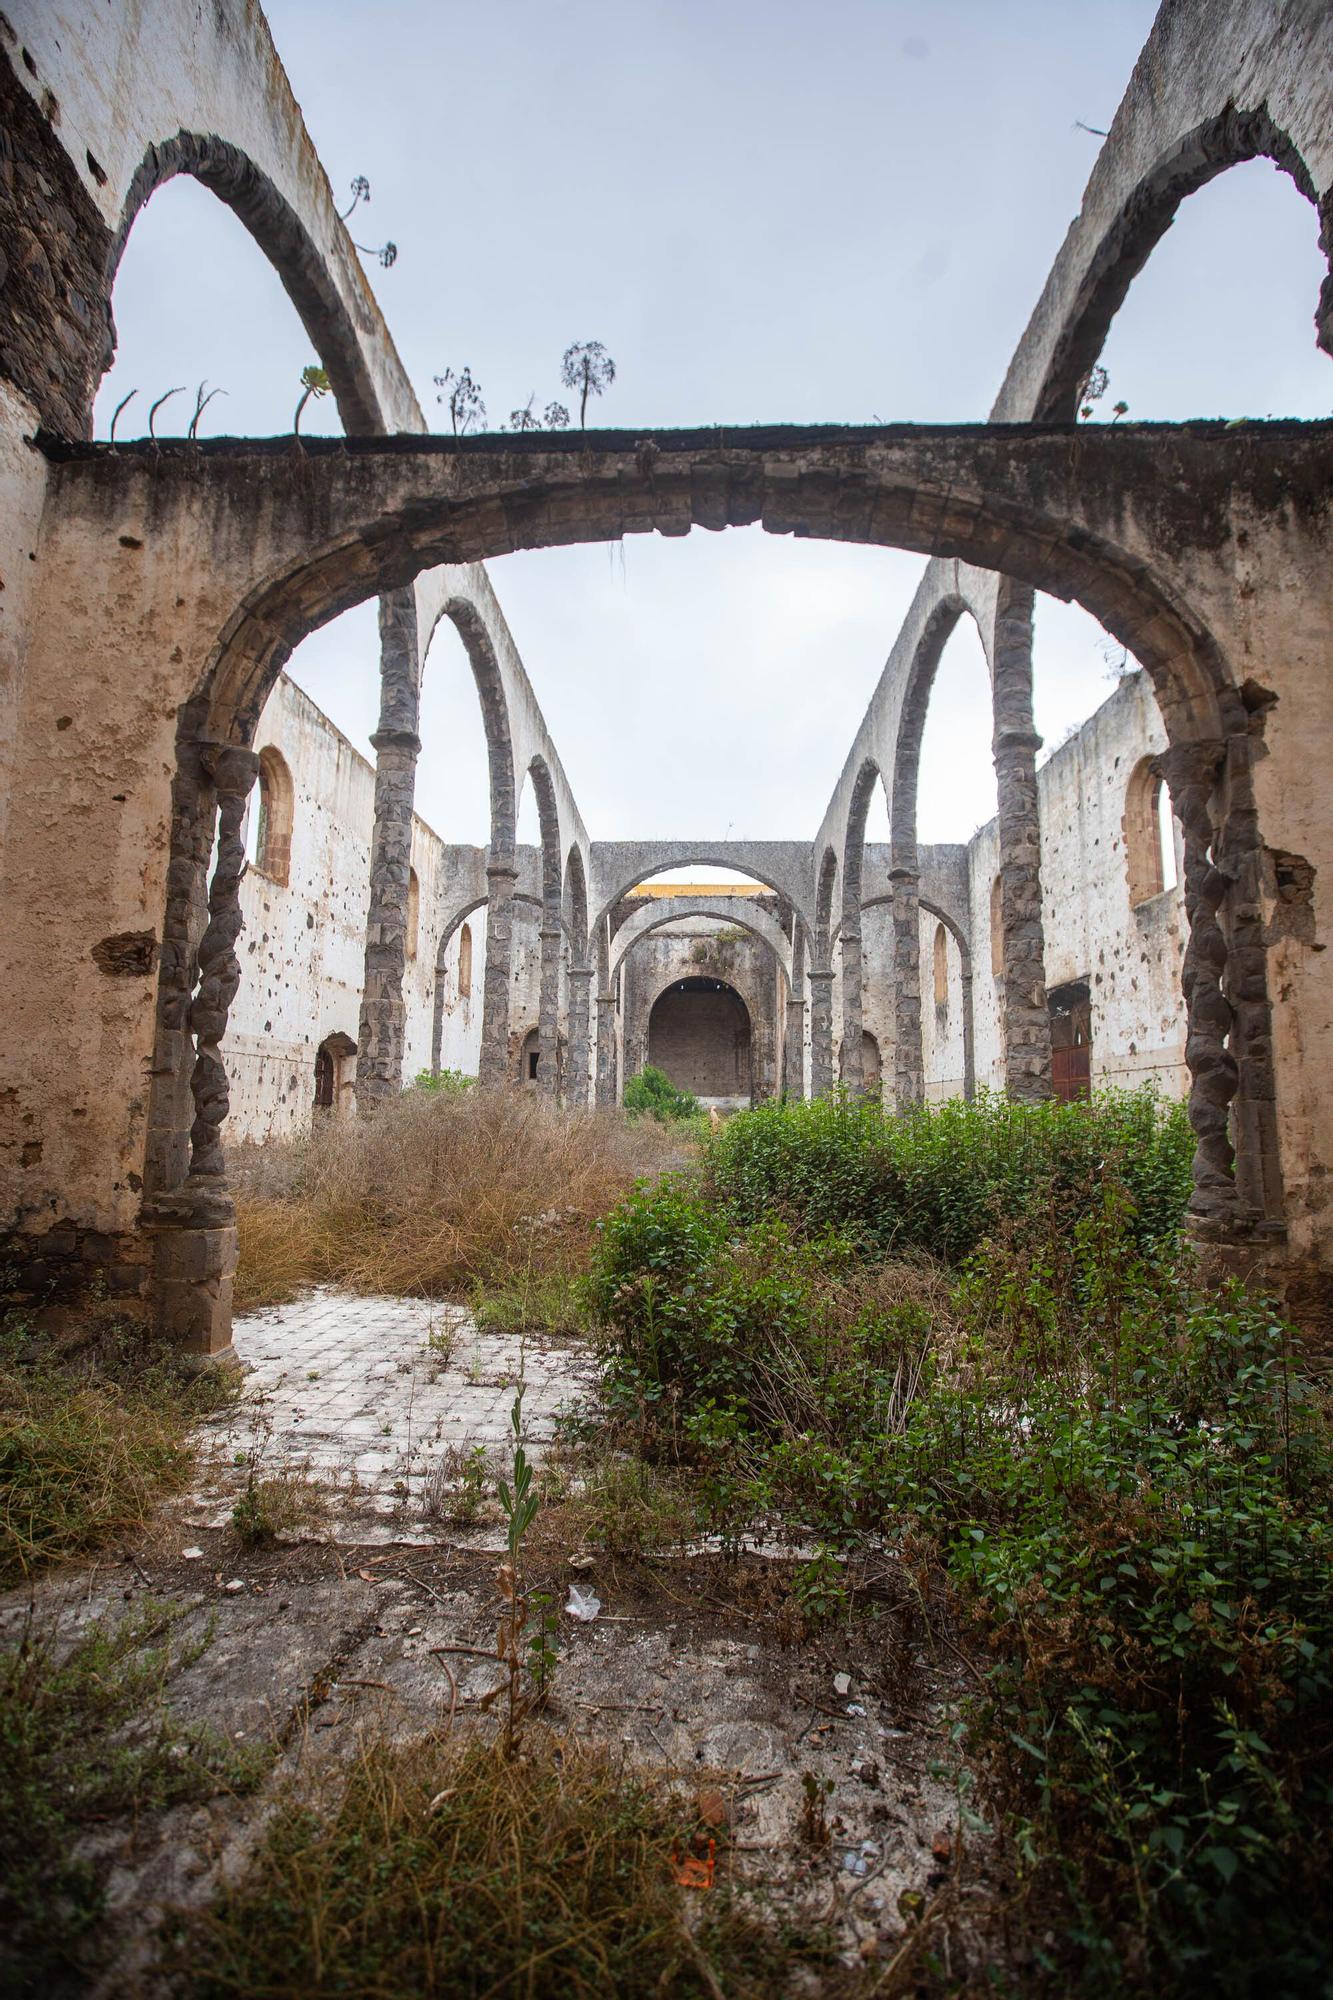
xmin=95 ymin=0 xmax=1331 ymax=855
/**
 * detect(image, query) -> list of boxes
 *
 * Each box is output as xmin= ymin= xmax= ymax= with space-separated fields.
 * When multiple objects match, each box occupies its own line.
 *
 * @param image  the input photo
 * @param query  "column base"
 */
xmin=145 ymin=1180 xmax=238 ymax=1359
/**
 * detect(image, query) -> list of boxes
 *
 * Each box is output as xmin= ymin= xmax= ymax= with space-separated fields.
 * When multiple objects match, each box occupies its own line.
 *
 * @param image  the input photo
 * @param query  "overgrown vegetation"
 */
xmin=0 ymin=1601 xmax=266 ymax=1995
xmin=232 ymin=1087 xmax=688 ymax=1312
xmin=0 ymin=1302 xmax=237 ymax=1588
xmin=586 ymin=1088 xmax=1333 ymax=1995
xmin=623 ymin=1063 xmax=701 ymax=1124
xmin=164 ymin=1731 xmax=844 ymax=1999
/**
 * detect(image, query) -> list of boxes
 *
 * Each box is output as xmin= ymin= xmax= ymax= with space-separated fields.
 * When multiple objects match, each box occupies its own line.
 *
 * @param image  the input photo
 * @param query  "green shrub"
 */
xmin=412 ymin=1066 xmax=473 ymax=1093
xmin=622 ymin=1064 xmax=701 ymax=1123
xmin=706 ymin=1086 xmax=1193 ymax=1264
xmin=588 ymin=1130 xmax=1333 ymax=1995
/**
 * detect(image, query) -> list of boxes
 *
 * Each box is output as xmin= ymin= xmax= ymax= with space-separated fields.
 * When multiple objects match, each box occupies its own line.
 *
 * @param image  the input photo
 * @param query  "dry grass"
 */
xmin=0 ymin=1307 xmax=239 ymax=1587
xmin=233 ymin=1089 xmax=690 ymax=1311
xmin=161 ymin=1728 xmax=850 ymax=1999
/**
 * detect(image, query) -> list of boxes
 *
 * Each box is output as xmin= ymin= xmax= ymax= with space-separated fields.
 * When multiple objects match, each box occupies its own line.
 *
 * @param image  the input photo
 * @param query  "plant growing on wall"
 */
xmin=560 ymin=341 xmax=616 ymax=428
xmin=434 ymin=366 xmax=487 ymax=435
xmin=294 ymin=364 xmax=330 ymax=434
xmin=339 ymin=176 xmax=398 ymax=266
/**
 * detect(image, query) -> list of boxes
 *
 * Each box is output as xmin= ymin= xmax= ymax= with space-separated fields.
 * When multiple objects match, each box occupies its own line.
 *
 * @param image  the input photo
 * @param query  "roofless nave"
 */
xmin=0 ymin=0 xmax=1330 ymax=1357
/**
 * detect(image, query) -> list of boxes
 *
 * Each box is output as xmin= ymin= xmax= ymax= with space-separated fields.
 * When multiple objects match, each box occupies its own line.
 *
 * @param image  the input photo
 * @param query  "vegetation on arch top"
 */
xmin=49 ymin=417 xmax=1333 ymax=460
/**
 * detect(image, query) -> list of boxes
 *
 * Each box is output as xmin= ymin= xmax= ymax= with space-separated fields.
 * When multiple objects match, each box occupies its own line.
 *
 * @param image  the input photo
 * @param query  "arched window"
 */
xmin=247 ymin=746 xmax=294 ymax=885
xmin=933 ymin=922 xmax=949 ymax=1010
xmin=1125 ymin=757 xmax=1178 ymax=907
xmin=406 ymin=868 xmax=420 ymax=960
xmin=458 ymin=921 xmax=473 ymax=999
xmin=990 ymin=875 xmax=1003 ymax=977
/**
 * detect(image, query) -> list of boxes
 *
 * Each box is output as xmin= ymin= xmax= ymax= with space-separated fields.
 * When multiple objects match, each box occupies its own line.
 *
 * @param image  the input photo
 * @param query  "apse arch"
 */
xmin=644 ymin=975 xmax=753 ymax=1104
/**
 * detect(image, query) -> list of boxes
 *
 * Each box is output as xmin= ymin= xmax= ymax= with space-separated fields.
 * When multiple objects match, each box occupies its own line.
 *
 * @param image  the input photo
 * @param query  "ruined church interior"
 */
xmin=1 ymin=0 xmax=1331 ymax=1992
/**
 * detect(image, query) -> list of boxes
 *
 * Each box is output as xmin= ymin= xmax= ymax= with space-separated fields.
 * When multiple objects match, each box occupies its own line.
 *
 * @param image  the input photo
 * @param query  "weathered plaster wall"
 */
xmin=955 ymin=672 xmax=1188 ymax=1102
xmin=225 ymin=675 xmax=485 ymax=1142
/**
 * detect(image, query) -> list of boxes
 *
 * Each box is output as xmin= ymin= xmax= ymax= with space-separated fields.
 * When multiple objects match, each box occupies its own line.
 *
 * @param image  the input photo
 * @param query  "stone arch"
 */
xmin=608 ymin=900 xmax=794 ymax=988
xmin=249 ymin=743 xmax=294 ymax=886
xmin=108 ymin=133 xmax=388 ymax=435
xmin=124 ymin=427 xmax=1292 ymax=1329
xmin=427 ymin=599 xmax=518 ymax=854
xmin=522 ymin=757 xmax=564 ymax=1099
xmin=838 ymin=760 xmax=886 ymax=1092
xmin=885 ymin=591 xmax=990 ymax=1105
xmin=1022 ymin=108 xmax=1333 ymax=426
xmin=1125 ymin=754 xmax=1171 ymax=909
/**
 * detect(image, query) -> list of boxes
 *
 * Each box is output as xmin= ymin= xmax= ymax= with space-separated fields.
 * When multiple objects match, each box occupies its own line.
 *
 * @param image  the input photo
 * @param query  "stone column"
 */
xmin=596 ymin=992 xmax=618 ymax=1107
xmin=478 ymin=860 xmax=517 ymax=1086
xmin=356 ymin=589 xmax=422 ymax=1106
xmin=960 ymin=951 xmax=977 ymax=1102
xmin=783 ymin=993 xmax=806 ymax=1100
xmin=991 ymin=583 xmax=1051 ymax=1101
xmin=1159 ymin=743 xmax=1241 ymax=1233
xmin=889 ymin=861 xmax=924 ymax=1107
xmin=149 ymin=742 xmax=257 ymax=1359
xmin=566 ymin=965 xmax=593 ymax=1108
xmin=839 ymin=924 xmax=864 ymax=1093
xmin=537 ymin=925 xmax=561 ymax=1099
xmin=809 ymin=968 xmax=835 ymax=1098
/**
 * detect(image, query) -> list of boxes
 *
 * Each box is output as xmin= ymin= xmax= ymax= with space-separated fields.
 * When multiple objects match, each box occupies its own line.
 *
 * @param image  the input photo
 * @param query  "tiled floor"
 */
xmin=188 ymin=1288 xmax=594 ymax=1535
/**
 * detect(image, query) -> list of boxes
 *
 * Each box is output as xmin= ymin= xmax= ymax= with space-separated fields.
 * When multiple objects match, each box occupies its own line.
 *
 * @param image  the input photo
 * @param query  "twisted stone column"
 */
xmin=1160 ymin=743 xmax=1240 ymax=1231
xmin=596 ymin=992 xmax=618 ymax=1107
xmin=809 ymin=968 xmax=835 ymax=1098
xmin=357 ymin=590 xmax=422 ymax=1106
xmin=839 ymin=925 xmax=864 ymax=1092
xmin=889 ymin=862 xmax=923 ymax=1107
xmin=150 ymin=741 xmax=255 ymax=1358
xmin=478 ymin=860 xmax=517 ymax=1087
xmin=188 ymin=746 xmax=258 ymax=1179
xmin=538 ymin=924 xmax=562 ymax=1099
xmin=992 ymin=583 xmax=1051 ymax=1101
xmin=566 ymin=965 xmax=593 ymax=1108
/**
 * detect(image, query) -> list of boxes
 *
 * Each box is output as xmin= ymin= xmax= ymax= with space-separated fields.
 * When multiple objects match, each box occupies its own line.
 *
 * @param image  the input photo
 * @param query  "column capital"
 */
xmin=567 ymin=964 xmax=594 ymax=983
xmin=486 ymin=860 xmax=519 ymax=885
xmin=369 ymin=727 xmax=423 ymax=756
xmin=992 ymin=727 xmax=1043 ymax=756
xmin=198 ymin=742 xmax=259 ymax=795
xmin=808 ymin=966 xmax=834 ymax=985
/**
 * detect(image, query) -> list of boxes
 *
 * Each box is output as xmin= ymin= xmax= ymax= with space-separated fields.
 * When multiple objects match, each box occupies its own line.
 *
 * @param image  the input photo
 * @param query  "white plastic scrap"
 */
xmin=181 ymin=1546 xmax=204 ymax=1561
xmin=565 ymin=1584 xmax=602 ymax=1622
xmin=833 ymin=1671 xmax=852 ymax=1696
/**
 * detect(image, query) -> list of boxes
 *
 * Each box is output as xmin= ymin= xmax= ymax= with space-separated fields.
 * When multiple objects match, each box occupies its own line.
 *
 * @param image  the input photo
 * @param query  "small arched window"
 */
xmin=1125 ymin=757 xmax=1178 ymax=907
xmin=458 ymin=921 xmax=473 ymax=999
xmin=406 ymin=867 xmax=420 ymax=960
xmin=247 ymin=746 xmax=294 ymax=885
xmin=990 ymin=875 xmax=1003 ymax=977
xmin=933 ymin=922 xmax=949 ymax=1010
